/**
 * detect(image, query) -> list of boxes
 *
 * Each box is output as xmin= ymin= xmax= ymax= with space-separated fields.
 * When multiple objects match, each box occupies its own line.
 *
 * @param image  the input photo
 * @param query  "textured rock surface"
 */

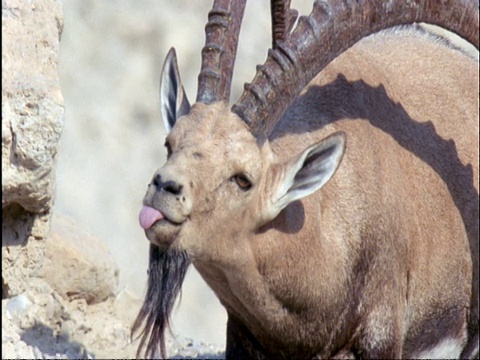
xmin=2 ymin=0 xmax=64 ymax=297
xmin=41 ymin=214 xmax=119 ymax=305
xmin=2 ymin=279 xmax=225 ymax=359
xmin=2 ymin=278 xmax=133 ymax=359
xmin=2 ymin=204 xmax=50 ymax=297
xmin=2 ymin=0 xmax=64 ymax=213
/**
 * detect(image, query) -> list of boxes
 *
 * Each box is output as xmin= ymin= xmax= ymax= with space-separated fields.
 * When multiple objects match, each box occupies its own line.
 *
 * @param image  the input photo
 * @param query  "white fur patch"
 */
xmin=412 ymin=337 xmax=464 ymax=359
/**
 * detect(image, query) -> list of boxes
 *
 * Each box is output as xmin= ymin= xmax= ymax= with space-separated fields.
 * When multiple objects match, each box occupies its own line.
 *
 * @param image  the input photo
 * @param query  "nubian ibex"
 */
xmin=133 ymin=0 xmax=479 ymax=358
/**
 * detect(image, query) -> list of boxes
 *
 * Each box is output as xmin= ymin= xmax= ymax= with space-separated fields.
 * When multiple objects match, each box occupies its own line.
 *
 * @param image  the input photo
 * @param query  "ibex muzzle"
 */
xmin=133 ymin=0 xmax=479 ymax=359
xmin=140 ymin=163 xmax=193 ymax=242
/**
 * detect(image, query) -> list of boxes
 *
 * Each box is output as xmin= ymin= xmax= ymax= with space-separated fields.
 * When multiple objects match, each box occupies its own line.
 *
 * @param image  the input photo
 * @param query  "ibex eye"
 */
xmin=232 ymin=174 xmax=252 ymax=191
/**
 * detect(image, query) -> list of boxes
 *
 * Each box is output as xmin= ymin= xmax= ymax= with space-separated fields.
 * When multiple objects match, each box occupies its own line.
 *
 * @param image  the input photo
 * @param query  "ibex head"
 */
xmin=141 ymin=51 xmax=346 ymax=252
xmin=133 ymin=0 xmax=479 ymax=358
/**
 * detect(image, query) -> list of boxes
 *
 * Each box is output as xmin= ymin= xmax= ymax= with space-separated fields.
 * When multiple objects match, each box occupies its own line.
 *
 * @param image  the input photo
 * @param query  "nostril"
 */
xmin=153 ymin=174 xmax=161 ymax=188
xmin=152 ymin=174 xmax=183 ymax=195
xmin=163 ymin=181 xmax=183 ymax=195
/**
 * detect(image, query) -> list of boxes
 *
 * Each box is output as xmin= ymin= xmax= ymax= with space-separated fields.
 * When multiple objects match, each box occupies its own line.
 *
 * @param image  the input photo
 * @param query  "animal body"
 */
xmin=133 ymin=0 xmax=479 ymax=358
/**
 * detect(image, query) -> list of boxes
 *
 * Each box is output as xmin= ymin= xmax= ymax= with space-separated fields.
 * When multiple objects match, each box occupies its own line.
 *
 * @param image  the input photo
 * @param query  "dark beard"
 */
xmin=131 ymin=244 xmax=190 ymax=359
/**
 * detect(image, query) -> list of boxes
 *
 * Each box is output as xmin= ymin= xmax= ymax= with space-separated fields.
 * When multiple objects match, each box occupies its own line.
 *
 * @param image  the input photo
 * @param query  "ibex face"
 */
xmin=140 ymin=102 xmax=271 ymax=251
xmin=140 ymin=52 xmax=345 ymax=257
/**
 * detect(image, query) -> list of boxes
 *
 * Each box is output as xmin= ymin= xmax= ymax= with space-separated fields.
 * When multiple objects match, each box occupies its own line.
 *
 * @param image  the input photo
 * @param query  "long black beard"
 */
xmin=132 ymin=244 xmax=190 ymax=359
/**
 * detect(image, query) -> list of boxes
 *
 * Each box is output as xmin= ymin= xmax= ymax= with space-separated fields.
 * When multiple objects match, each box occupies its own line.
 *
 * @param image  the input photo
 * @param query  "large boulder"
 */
xmin=41 ymin=214 xmax=119 ymax=304
xmin=2 ymin=0 xmax=64 ymax=297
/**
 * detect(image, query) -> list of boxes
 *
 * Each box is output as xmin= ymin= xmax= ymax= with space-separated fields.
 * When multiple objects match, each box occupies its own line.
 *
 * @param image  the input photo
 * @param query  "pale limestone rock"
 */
xmin=41 ymin=214 xmax=119 ymax=304
xmin=2 ymin=0 xmax=64 ymax=213
xmin=2 ymin=0 xmax=64 ymax=297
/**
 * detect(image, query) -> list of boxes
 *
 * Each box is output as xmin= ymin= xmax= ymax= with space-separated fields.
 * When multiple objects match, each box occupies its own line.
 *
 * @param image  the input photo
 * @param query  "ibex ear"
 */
xmin=160 ymin=48 xmax=191 ymax=133
xmin=272 ymin=132 xmax=346 ymax=213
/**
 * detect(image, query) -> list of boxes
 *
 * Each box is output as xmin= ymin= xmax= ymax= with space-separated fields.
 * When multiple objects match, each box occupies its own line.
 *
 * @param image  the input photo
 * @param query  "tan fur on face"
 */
xmin=157 ymin=103 xmax=269 ymax=256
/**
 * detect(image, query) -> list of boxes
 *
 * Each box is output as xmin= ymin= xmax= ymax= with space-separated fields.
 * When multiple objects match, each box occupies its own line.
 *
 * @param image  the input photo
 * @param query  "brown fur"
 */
xmin=139 ymin=26 xmax=478 ymax=359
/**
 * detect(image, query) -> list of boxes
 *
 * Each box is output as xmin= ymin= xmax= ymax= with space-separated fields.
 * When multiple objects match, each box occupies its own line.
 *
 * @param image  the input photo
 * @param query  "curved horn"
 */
xmin=196 ymin=0 xmax=247 ymax=104
xmin=232 ymin=0 xmax=480 ymax=140
xmin=271 ymin=0 xmax=298 ymax=49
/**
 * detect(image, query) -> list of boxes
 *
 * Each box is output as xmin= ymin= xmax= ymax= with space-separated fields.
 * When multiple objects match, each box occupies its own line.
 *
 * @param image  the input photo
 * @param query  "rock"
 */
xmin=2 ymin=0 xmax=64 ymax=213
xmin=15 ymin=342 xmax=35 ymax=359
xmin=5 ymin=294 xmax=32 ymax=318
xmin=112 ymin=288 xmax=142 ymax=325
xmin=2 ymin=0 xmax=64 ymax=297
xmin=2 ymin=204 xmax=50 ymax=297
xmin=40 ymin=214 xmax=119 ymax=304
xmin=32 ymin=346 xmax=44 ymax=359
xmin=168 ymin=337 xmax=225 ymax=359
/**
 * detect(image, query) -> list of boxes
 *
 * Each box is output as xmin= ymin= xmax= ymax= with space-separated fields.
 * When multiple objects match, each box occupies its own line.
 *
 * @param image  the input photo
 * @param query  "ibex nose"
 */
xmin=153 ymin=173 xmax=183 ymax=195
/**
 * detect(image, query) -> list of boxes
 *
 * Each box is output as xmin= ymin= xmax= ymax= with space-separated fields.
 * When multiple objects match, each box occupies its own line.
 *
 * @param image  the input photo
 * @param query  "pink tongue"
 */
xmin=139 ymin=206 xmax=164 ymax=229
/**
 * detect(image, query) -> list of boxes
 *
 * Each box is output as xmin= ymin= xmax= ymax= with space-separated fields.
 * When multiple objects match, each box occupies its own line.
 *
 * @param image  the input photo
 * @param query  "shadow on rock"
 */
xmin=21 ymin=322 xmax=93 ymax=359
xmin=169 ymin=353 xmax=225 ymax=360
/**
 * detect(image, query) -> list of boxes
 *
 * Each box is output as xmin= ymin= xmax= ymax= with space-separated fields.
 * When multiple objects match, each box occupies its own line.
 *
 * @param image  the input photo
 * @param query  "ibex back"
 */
xmin=133 ymin=1 xmax=479 ymax=359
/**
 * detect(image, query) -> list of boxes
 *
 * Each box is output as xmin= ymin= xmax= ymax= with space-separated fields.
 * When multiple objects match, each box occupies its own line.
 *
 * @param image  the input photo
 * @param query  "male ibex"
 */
xmin=133 ymin=0 xmax=479 ymax=358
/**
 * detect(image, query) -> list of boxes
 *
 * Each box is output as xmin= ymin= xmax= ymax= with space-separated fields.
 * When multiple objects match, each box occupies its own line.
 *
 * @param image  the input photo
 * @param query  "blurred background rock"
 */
xmin=56 ymin=0 xmax=312 ymax=347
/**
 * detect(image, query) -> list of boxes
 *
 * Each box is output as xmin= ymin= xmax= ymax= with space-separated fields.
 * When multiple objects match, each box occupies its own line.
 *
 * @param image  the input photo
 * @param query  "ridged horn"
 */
xmin=271 ymin=0 xmax=298 ymax=49
xmin=232 ymin=0 xmax=479 ymax=140
xmin=196 ymin=0 xmax=247 ymax=104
